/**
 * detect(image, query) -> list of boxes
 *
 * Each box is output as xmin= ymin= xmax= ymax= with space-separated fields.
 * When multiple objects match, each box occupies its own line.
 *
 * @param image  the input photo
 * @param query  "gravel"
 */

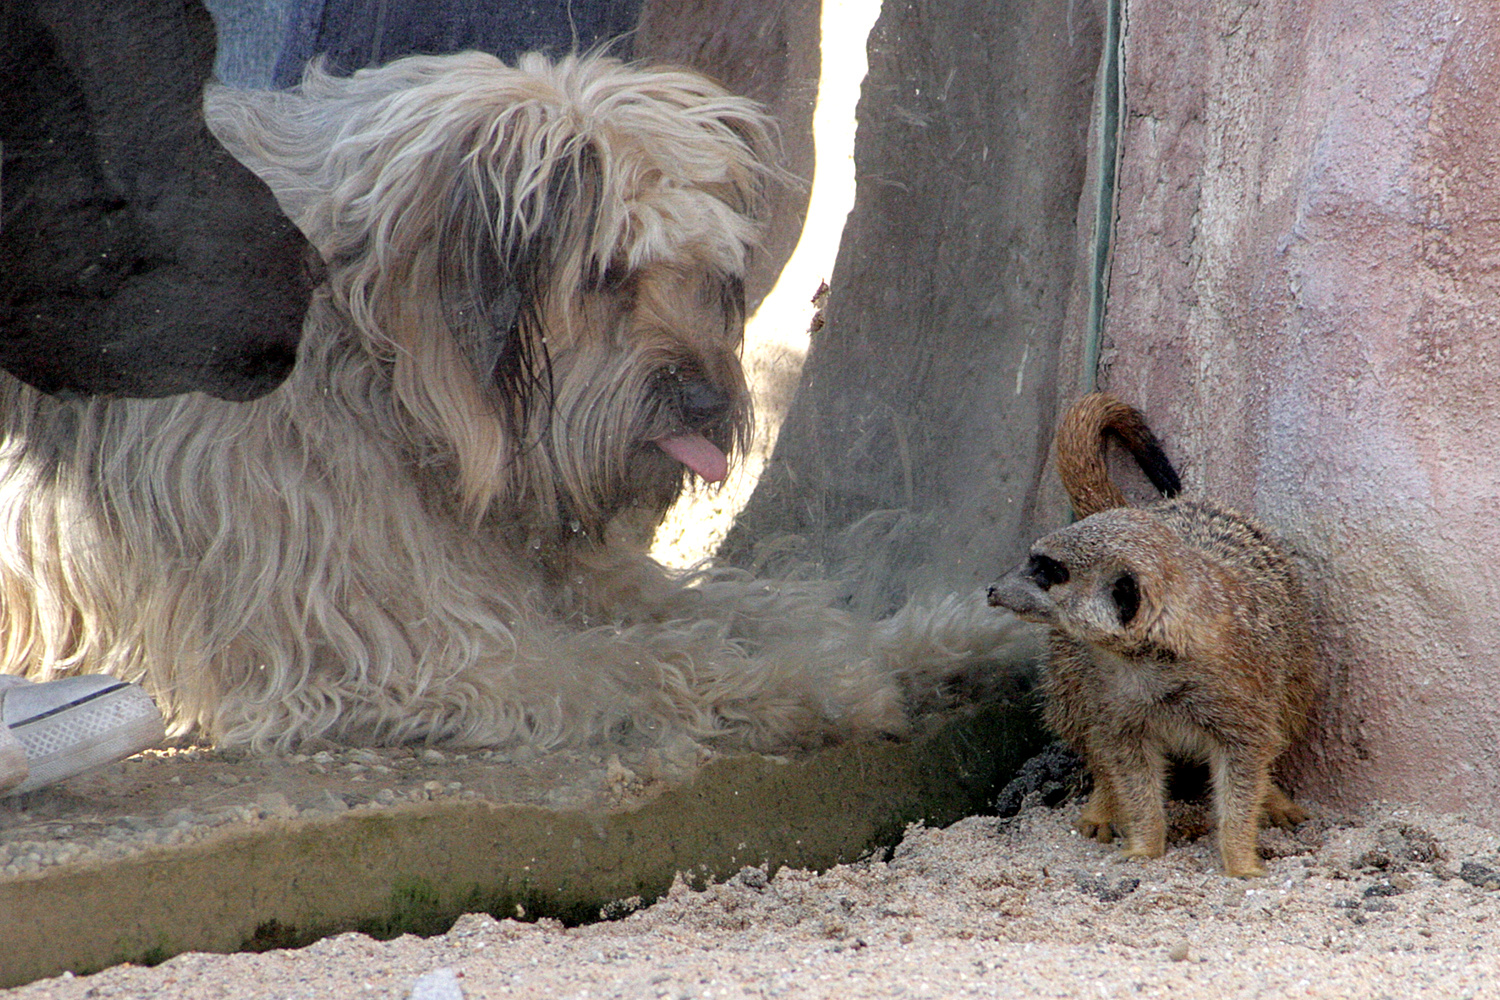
xmin=8 ymin=798 xmax=1500 ymax=999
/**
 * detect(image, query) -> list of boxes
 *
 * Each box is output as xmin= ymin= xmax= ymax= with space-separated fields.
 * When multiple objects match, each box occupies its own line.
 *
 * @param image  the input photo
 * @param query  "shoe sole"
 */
xmin=7 ymin=682 xmax=166 ymax=794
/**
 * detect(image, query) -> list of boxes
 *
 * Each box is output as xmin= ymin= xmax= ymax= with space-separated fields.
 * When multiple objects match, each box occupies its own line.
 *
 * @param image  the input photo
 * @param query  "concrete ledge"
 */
xmin=1 ymin=699 xmax=1044 ymax=987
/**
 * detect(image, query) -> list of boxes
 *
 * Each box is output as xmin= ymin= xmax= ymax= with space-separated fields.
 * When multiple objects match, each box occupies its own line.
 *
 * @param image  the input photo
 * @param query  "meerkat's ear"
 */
xmin=1110 ymin=570 xmax=1141 ymax=626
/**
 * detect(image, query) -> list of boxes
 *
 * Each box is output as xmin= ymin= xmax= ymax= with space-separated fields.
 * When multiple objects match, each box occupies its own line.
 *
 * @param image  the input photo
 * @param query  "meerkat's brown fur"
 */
xmin=988 ymin=392 xmax=1315 ymax=877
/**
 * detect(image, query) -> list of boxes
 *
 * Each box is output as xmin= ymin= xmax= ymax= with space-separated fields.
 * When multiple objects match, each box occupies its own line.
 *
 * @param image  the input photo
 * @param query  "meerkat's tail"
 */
xmin=1054 ymin=392 xmax=1182 ymax=518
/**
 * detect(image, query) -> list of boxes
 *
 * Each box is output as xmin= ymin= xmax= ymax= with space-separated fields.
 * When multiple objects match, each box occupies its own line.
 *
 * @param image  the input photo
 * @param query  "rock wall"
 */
xmin=724 ymin=0 xmax=1106 ymax=614
xmin=1100 ymin=0 xmax=1500 ymax=813
xmin=653 ymin=0 xmax=1500 ymax=815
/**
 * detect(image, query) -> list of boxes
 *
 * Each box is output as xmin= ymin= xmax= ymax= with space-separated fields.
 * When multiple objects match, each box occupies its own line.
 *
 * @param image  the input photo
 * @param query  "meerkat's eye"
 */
xmin=1027 ymin=553 xmax=1069 ymax=589
xmin=1111 ymin=571 xmax=1140 ymax=626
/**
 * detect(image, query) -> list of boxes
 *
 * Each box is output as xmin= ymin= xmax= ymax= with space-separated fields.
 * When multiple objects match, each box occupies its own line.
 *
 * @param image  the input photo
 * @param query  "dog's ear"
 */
xmin=438 ymin=135 xmax=613 ymax=444
xmin=439 ymin=180 xmax=535 ymax=430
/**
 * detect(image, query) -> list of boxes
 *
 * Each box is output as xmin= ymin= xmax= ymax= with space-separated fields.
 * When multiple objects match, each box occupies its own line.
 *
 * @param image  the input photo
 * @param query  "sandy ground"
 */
xmin=8 ymin=795 xmax=1500 ymax=1000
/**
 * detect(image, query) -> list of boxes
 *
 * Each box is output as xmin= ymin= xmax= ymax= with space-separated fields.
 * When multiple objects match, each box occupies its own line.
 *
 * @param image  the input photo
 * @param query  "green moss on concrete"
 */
xmin=2 ymin=700 xmax=1045 ymax=987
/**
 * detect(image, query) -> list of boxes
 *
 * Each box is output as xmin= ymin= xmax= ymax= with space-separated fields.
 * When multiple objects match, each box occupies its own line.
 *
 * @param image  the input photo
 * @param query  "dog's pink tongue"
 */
xmin=654 ymin=432 xmax=728 ymax=483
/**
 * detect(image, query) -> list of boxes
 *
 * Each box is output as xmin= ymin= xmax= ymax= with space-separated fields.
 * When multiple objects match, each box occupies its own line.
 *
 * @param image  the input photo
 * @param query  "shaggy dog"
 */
xmin=0 ymin=52 xmax=1012 ymax=751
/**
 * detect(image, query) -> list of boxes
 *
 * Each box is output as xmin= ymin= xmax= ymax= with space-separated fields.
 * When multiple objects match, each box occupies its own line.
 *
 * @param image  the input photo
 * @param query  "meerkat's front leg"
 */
xmin=1212 ymin=748 xmax=1274 ymax=877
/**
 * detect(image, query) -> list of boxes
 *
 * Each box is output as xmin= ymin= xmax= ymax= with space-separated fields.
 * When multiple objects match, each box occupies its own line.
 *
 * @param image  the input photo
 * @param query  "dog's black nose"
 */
xmin=675 ymin=377 xmax=732 ymax=427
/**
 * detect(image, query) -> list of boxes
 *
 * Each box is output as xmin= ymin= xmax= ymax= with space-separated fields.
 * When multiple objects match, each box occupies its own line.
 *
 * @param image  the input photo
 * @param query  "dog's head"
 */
xmin=209 ymin=51 xmax=771 ymax=537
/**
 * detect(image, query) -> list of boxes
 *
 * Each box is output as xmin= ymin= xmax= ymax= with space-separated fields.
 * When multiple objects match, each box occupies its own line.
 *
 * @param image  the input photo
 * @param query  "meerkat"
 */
xmin=988 ymin=393 xmax=1314 ymax=877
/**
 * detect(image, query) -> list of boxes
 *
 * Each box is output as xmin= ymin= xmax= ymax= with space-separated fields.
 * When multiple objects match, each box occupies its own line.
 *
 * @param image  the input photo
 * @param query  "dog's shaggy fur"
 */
xmin=0 ymin=52 xmax=1013 ymax=751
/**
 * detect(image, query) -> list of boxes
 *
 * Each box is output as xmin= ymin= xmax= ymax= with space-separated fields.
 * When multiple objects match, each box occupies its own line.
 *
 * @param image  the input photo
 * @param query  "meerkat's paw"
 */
xmin=1262 ymin=784 xmax=1309 ymax=828
xmin=1120 ymin=834 xmax=1167 ymax=860
xmin=1222 ymin=856 xmax=1267 ymax=879
xmin=1076 ymin=797 xmax=1117 ymax=844
xmin=1218 ymin=820 xmax=1269 ymax=877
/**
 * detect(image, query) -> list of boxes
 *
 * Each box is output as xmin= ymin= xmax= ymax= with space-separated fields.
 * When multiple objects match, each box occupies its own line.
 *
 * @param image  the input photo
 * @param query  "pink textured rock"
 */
xmin=1100 ymin=0 xmax=1500 ymax=814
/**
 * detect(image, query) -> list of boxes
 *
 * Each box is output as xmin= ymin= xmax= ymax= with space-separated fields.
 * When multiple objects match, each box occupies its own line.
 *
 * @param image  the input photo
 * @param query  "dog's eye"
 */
xmin=1111 ymin=571 xmax=1140 ymax=626
xmin=1027 ymin=554 xmax=1069 ymax=589
xmin=598 ymin=261 xmax=631 ymax=291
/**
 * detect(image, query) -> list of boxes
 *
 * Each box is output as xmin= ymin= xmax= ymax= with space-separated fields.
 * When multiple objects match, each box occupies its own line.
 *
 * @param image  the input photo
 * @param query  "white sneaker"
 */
xmin=0 ymin=722 xmax=25 ymax=795
xmin=0 ymin=675 xmax=166 ymax=795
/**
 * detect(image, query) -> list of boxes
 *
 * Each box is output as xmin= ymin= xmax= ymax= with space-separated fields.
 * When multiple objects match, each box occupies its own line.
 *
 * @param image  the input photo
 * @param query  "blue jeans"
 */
xmin=202 ymin=0 xmax=642 ymax=88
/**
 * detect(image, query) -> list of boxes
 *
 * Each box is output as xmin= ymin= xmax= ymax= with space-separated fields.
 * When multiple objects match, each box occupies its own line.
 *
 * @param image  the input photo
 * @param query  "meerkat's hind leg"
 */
xmin=1262 ymin=782 xmax=1309 ymax=829
xmin=1098 ymin=742 xmax=1169 ymax=861
xmin=1211 ymin=749 xmax=1274 ymax=877
xmin=1076 ymin=774 xmax=1119 ymax=844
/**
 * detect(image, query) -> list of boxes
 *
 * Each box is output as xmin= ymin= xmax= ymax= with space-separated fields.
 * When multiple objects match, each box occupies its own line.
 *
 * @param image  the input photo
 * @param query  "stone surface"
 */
xmin=724 ymin=0 xmax=1107 ymax=613
xmin=1099 ymin=0 xmax=1500 ymax=813
xmin=0 ymin=703 xmax=1043 ymax=988
xmin=719 ymin=0 xmax=1500 ymax=817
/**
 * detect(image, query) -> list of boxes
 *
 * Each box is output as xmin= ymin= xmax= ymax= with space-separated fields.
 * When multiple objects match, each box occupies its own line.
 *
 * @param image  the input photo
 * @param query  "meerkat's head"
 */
xmin=987 ymin=509 xmax=1185 ymax=651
